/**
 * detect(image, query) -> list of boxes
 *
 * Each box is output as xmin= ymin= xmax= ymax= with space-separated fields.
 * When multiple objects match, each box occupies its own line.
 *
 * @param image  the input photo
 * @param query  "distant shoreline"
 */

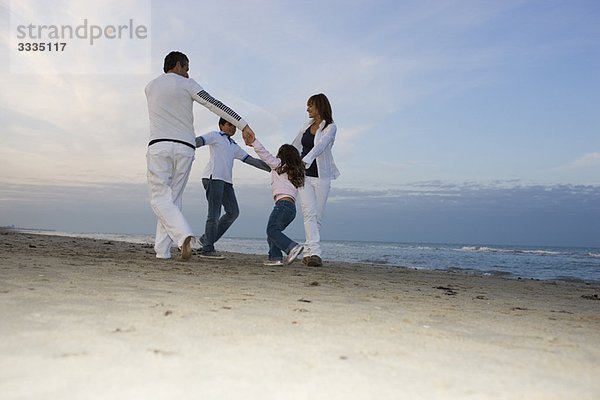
xmin=4 ymin=226 xmax=600 ymax=284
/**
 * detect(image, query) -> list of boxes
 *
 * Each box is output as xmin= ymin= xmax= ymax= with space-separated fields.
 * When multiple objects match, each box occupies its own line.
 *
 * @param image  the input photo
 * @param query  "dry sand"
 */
xmin=1 ymin=229 xmax=599 ymax=399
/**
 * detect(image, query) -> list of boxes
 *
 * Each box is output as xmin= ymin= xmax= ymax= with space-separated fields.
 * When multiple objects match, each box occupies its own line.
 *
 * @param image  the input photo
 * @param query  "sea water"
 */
xmin=18 ymin=230 xmax=600 ymax=283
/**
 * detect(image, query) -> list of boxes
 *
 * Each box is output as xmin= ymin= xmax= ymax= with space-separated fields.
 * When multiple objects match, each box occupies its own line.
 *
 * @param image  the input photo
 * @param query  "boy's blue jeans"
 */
xmin=266 ymin=199 xmax=297 ymax=260
xmin=201 ymin=178 xmax=239 ymax=252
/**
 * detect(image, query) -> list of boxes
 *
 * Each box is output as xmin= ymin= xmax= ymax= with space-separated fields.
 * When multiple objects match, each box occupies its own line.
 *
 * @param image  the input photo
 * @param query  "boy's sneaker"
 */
xmin=263 ymin=259 xmax=284 ymax=266
xmin=285 ymin=244 xmax=304 ymax=265
xmin=199 ymin=250 xmax=225 ymax=260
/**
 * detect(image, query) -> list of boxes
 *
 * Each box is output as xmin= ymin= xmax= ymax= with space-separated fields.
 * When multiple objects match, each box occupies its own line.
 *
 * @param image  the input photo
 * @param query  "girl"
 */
xmin=248 ymin=136 xmax=305 ymax=266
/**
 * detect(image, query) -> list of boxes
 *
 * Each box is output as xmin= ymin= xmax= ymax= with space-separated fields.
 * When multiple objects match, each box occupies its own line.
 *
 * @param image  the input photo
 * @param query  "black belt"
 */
xmin=148 ymin=139 xmax=195 ymax=150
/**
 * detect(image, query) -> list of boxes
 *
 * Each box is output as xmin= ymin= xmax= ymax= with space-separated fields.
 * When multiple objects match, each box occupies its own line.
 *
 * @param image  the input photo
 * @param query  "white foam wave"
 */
xmin=518 ymin=250 xmax=561 ymax=256
xmin=455 ymin=246 xmax=561 ymax=256
xmin=455 ymin=246 xmax=508 ymax=253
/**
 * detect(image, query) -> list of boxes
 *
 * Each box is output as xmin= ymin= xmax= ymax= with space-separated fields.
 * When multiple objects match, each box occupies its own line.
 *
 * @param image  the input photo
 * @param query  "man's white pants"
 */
xmin=146 ymin=142 xmax=195 ymax=258
xmin=298 ymin=176 xmax=331 ymax=258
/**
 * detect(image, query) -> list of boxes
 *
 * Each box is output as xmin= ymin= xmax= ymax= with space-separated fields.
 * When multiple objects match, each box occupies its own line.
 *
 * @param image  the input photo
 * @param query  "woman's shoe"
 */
xmin=307 ymin=255 xmax=322 ymax=267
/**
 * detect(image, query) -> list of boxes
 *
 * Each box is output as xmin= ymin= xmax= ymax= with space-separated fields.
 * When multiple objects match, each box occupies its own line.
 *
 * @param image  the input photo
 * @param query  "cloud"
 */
xmin=0 ymin=72 xmax=151 ymax=184
xmin=329 ymin=180 xmax=600 ymax=208
xmin=565 ymin=152 xmax=600 ymax=169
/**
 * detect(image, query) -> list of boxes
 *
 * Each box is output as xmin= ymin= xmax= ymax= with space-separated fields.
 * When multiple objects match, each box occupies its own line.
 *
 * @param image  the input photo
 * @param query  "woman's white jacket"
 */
xmin=291 ymin=119 xmax=340 ymax=180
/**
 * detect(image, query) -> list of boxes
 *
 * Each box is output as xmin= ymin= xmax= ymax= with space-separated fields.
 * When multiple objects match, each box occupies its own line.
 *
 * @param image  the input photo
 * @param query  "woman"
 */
xmin=292 ymin=93 xmax=340 ymax=267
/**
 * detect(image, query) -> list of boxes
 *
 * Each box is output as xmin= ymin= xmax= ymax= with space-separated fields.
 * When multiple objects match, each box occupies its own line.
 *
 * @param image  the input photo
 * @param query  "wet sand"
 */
xmin=1 ymin=229 xmax=599 ymax=399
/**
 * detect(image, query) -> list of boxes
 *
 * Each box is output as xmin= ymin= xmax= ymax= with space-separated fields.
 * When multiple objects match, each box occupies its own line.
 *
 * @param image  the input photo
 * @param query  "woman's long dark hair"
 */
xmin=276 ymin=144 xmax=305 ymax=188
xmin=308 ymin=93 xmax=333 ymax=129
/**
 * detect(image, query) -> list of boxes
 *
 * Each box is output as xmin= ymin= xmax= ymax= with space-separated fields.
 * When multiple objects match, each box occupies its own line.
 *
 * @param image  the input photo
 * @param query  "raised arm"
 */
xmin=188 ymin=80 xmax=248 ymax=130
xmin=250 ymin=139 xmax=281 ymax=170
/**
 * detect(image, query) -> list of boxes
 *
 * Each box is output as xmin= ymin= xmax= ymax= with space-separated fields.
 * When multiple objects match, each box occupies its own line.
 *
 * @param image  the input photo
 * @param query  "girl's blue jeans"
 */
xmin=266 ymin=199 xmax=297 ymax=260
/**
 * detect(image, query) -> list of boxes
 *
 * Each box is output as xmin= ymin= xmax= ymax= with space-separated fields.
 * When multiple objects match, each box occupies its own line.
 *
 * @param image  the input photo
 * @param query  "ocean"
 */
xmin=18 ymin=229 xmax=600 ymax=283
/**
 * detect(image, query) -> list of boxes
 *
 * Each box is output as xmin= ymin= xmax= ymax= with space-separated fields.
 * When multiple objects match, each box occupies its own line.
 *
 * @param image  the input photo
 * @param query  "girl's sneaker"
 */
xmin=285 ymin=244 xmax=304 ymax=265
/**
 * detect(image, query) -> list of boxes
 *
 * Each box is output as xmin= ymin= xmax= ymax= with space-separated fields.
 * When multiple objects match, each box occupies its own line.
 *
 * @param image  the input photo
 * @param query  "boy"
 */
xmin=195 ymin=118 xmax=270 ymax=258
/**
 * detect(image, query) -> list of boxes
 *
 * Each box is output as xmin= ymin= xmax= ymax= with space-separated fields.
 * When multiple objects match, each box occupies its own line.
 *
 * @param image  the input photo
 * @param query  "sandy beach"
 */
xmin=1 ymin=229 xmax=599 ymax=399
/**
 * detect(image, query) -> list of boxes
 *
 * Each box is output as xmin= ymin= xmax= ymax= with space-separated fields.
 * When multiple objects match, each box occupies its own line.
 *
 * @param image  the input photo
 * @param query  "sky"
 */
xmin=1 ymin=0 xmax=599 ymax=247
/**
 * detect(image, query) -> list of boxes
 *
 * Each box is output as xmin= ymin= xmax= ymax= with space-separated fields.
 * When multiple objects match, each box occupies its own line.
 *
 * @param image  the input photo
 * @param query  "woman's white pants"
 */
xmin=298 ymin=177 xmax=331 ymax=258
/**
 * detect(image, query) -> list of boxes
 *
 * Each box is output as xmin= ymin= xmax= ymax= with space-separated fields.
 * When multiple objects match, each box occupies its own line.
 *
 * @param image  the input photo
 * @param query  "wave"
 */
xmin=411 ymin=246 xmax=435 ymax=251
xmin=455 ymin=246 xmax=562 ymax=257
xmin=456 ymin=246 xmax=505 ymax=253
xmin=517 ymin=249 xmax=561 ymax=256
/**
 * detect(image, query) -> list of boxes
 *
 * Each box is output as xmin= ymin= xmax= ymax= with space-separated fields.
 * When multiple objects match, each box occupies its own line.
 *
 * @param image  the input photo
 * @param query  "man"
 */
xmin=145 ymin=51 xmax=255 ymax=260
xmin=195 ymin=118 xmax=270 ymax=258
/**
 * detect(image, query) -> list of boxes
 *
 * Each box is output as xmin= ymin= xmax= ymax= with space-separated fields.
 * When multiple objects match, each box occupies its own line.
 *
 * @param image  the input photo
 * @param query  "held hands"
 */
xmin=242 ymin=125 xmax=256 ymax=146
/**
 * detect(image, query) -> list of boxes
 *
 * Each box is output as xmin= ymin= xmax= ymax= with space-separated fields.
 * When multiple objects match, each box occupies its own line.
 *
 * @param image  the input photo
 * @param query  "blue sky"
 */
xmin=1 ymin=0 xmax=599 ymax=247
